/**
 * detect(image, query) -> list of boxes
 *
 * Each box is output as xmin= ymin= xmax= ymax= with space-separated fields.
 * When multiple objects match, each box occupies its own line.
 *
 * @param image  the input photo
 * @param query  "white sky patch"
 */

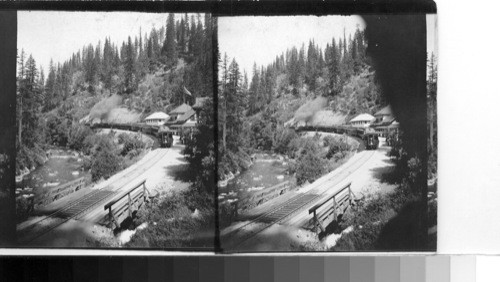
xmin=18 ymin=12 xmax=197 ymax=74
xmin=218 ymin=15 xmax=366 ymax=76
xmin=427 ymin=14 xmax=438 ymax=57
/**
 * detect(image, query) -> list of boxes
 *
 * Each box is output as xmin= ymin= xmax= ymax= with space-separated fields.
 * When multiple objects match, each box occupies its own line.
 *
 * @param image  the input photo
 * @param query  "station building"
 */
xmin=165 ymin=103 xmax=196 ymax=140
xmin=371 ymin=105 xmax=400 ymax=137
xmin=144 ymin=111 xmax=169 ymax=126
xmin=349 ymin=113 xmax=375 ymax=128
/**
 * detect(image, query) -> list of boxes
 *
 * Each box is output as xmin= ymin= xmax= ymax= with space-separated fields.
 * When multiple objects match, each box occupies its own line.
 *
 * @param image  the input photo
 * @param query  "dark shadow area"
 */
xmin=375 ymin=200 xmax=428 ymax=251
xmin=164 ymin=163 xmax=192 ymax=183
xmin=370 ymin=165 xmax=401 ymax=185
xmin=363 ymin=14 xmax=429 ymax=249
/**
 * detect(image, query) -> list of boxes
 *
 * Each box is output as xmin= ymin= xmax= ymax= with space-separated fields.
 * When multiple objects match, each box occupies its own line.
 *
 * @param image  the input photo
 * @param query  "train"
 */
xmin=89 ymin=122 xmax=175 ymax=148
xmin=295 ymin=124 xmax=380 ymax=150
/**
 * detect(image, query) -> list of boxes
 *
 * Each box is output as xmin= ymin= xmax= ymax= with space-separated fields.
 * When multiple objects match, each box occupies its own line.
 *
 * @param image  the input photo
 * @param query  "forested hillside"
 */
xmin=218 ymin=27 xmax=384 ymax=179
xmin=16 ymin=13 xmax=214 ymax=174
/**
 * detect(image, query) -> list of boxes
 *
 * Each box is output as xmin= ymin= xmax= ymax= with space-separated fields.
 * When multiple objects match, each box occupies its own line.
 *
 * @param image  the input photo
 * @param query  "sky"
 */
xmin=218 ymin=16 xmax=366 ymax=77
xmin=18 ymin=12 xmax=195 ymax=75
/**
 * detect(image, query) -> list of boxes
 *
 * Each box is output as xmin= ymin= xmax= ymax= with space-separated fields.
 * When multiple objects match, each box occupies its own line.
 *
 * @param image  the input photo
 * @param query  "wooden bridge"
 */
xmin=234 ymin=181 xmax=293 ymax=215
xmin=308 ymin=182 xmax=355 ymax=234
xmin=35 ymin=177 xmax=87 ymax=208
xmin=104 ymin=179 xmax=151 ymax=230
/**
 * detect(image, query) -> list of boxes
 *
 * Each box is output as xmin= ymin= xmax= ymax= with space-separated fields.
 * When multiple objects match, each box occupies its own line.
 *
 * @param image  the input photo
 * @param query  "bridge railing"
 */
xmin=35 ymin=177 xmax=86 ymax=208
xmin=235 ymin=181 xmax=293 ymax=213
xmin=104 ymin=179 xmax=149 ymax=229
xmin=308 ymin=182 xmax=354 ymax=234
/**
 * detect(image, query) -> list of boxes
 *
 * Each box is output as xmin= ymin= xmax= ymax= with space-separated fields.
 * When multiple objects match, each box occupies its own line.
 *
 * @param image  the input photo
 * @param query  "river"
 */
xmin=16 ymin=149 xmax=90 ymax=195
xmin=218 ymin=153 xmax=293 ymax=204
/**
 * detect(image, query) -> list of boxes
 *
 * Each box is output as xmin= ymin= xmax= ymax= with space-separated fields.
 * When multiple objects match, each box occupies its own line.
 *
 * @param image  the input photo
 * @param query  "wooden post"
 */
xmin=128 ymin=193 xmax=132 ymax=218
xmin=333 ymin=197 xmax=338 ymax=221
xmin=108 ymin=208 xmax=119 ymax=230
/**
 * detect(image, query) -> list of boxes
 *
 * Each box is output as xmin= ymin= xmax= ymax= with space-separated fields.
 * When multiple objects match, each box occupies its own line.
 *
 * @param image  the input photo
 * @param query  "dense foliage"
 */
xmin=127 ymin=190 xmax=215 ymax=248
xmin=184 ymin=97 xmax=216 ymax=195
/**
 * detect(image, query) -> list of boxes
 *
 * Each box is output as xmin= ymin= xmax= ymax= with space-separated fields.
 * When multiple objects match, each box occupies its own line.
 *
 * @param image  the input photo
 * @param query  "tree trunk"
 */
xmin=18 ymin=95 xmax=22 ymax=145
xmin=222 ymin=98 xmax=226 ymax=152
xmin=429 ymin=99 xmax=434 ymax=150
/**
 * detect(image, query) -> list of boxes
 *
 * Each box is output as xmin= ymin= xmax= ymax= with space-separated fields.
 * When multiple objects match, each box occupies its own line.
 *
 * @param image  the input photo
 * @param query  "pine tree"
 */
xmin=102 ymin=38 xmax=114 ymax=92
xmin=219 ymin=53 xmax=229 ymax=151
xmin=249 ymin=62 xmax=260 ymax=115
xmin=17 ymin=49 xmax=26 ymax=145
xmin=162 ymin=13 xmax=177 ymax=67
xmin=306 ymin=40 xmax=319 ymax=92
xmin=44 ymin=60 xmax=56 ymax=111
xmin=18 ymin=55 xmax=43 ymax=148
xmin=124 ymin=36 xmax=136 ymax=93
xmin=427 ymin=53 xmax=437 ymax=151
xmin=328 ymin=38 xmax=341 ymax=96
xmin=225 ymin=59 xmax=245 ymax=152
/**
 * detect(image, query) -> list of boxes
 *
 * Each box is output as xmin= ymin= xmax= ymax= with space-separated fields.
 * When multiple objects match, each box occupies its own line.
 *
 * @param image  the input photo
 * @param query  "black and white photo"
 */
xmin=217 ymin=15 xmax=436 ymax=252
xmin=14 ymin=11 xmax=216 ymax=249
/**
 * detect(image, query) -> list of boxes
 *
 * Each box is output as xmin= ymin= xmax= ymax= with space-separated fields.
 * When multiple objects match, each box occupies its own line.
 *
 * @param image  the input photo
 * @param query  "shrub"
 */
xmin=16 ymin=144 xmax=46 ymax=173
xmin=68 ymin=123 xmax=93 ymax=151
xmin=16 ymin=196 xmax=33 ymax=222
xmin=295 ymin=141 xmax=327 ymax=185
xmin=128 ymin=149 xmax=143 ymax=159
xmin=325 ymin=138 xmax=350 ymax=160
xmin=272 ymin=127 xmax=298 ymax=155
xmin=83 ymin=133 xmax=115 ymax=156
xmin=126 ymin=190 xmax=215 ymax=248
xmin=88 ymin=136 xmax=121 ymax=181
xmin=90 ymin=149 xmax=122 ymax=181
xmin=45 ymin=112 xmax=70 ymax=146
xmin=120 ymin=134 xmax=145 ymax=156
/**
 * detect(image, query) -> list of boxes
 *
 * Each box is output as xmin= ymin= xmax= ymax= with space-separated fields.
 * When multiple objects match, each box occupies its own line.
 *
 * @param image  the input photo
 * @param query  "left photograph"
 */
xmin=15 ymin=12 xmax=216 ymax=249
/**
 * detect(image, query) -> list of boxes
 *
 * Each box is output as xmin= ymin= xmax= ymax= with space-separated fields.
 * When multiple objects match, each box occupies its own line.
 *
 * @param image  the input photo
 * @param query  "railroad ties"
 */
xmin=18 ymin=188 xmax=116 ymax=244
xmin=258 ymin=193 xmax=320 ymax=224
xmin=224 ymin=192 xmax=320 ymax=249
xmin=59 ymin=189 xmax=116 ymax=219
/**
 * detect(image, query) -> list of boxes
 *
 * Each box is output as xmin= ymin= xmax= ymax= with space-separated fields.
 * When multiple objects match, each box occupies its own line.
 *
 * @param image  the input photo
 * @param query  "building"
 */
xmin=165 ymin=103 xmax=197 ymax=139
xmin=144 ymin=111 xmax=169 ymax=126
xmin=371 ymin=105 xmax=399 ymax=137
xmin=349 ymin=113 xmax=375 ymax=128
xmin=192 ymin=97 xmax=210 ymax=121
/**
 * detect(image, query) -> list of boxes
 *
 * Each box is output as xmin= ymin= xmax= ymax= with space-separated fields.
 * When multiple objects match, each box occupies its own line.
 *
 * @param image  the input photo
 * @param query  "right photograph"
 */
xmin=217 ymin=14 xmax=437 ymax=252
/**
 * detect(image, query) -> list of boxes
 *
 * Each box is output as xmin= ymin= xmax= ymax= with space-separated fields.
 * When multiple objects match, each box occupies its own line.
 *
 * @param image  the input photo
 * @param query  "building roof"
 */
xmin=181 ymin=120 xmax=197 ymax=128
xmin=145 ymin=111 xmax=169 ymax=120
xmin=372 ymin=116 xmax=396 ymax=127
xmin=388 ymin=121 xmax=400 ymax=128
xmin=192 ymin=97 xmax=209 ymax=110
xmin=350 ymin=113 xmax=375 ymax=123
xmin=166 ymin=108 xmax=196 ymax=125
xmin=169 ymin=103 xmax=193 ymax=115
xmin=375 ymin=105 xmax=392 ymax=116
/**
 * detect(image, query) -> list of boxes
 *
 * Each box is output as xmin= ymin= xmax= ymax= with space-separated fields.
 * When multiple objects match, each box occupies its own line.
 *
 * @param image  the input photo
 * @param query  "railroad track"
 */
xmin=222 ymin=149 xmax=377 ymax=250
xmin=17 ymin=189 xmax=116 ymax=243
xmin=17 ymin=148 xmax=170 ymax=244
